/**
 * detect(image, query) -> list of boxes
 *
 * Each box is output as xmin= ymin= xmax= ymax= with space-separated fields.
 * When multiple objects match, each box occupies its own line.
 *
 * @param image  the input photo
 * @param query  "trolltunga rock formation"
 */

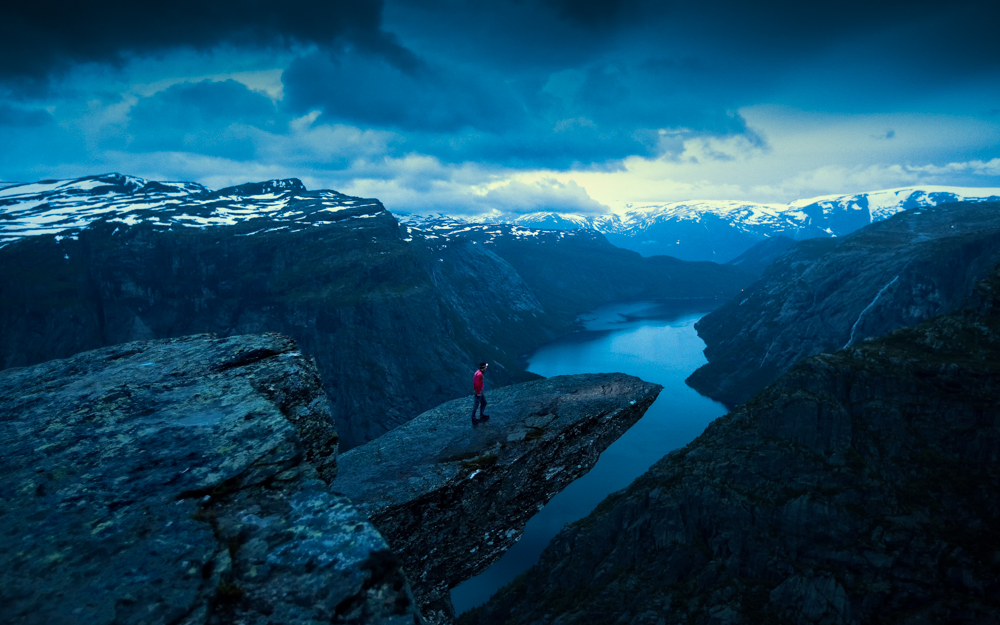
xmin=333 ymin=373 xmax=663 ymax=621
xmin=0 ymin=333 xmax=421 ymax=625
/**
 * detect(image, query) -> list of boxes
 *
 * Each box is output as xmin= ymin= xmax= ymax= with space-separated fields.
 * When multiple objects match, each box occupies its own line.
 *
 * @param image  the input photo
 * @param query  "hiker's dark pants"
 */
xmin=472 ymin=393 xmax=487 ymax=418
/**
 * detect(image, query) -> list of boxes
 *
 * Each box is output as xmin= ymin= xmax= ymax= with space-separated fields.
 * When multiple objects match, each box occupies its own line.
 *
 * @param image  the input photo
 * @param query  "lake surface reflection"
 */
xmin=451 ymin=299 xmax=729 ymax=614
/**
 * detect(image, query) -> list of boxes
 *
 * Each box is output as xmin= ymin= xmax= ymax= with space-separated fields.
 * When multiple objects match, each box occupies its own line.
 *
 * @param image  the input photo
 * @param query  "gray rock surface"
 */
xmin=0 ymin=333 xmax=422 ymax=625
xmin=689 ymin=199 xmax=1000 ymax=406
xmin=333 ymin=373 xmax=662 ymax=621
xmin=466 ymin=267 xmax=1000 ymax=625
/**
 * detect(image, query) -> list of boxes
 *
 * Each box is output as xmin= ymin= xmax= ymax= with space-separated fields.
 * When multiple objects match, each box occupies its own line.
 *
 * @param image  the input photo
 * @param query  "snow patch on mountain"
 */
xmin=0 ymin=173 xmax=384 ymax=248
xmin=399 ymin=214 xmax=597 ymax=250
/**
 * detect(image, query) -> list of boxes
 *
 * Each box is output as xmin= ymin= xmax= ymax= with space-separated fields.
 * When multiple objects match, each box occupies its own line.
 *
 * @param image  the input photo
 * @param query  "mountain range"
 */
xmin=0 ymin=173 xmax=751 ymax=449
xmin=470 ymin=186 xmax=1000 ymax=263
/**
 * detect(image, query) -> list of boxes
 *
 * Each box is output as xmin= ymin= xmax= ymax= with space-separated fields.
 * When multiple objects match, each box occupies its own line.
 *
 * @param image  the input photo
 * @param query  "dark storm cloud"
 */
xmin=391 ymin=0 xmax=999 ymax=83
xmin=3 ymin=0 xmax=997 ymax=180
xmin=293 ymin=0 xmax=994 ymax=167
xmin=282 ymin=49 xmax=521 ymax=133
xmin=0 ymin=0 xmax=409 ymax=81
xmin=117 ymin=80 xmax=284 ymax=160
xmin=282 ymin=42 xmax=764 ymax=167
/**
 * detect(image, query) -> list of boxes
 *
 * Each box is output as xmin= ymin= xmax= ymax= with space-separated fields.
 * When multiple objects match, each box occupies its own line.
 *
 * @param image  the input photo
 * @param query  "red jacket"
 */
xmin=473 ymin=369 xmax=483 ymax=394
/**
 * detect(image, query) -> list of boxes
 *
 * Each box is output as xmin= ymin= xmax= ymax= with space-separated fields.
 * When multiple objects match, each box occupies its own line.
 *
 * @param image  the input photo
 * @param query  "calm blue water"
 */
xmin=450 ymin=299 xmax=729 ymax=614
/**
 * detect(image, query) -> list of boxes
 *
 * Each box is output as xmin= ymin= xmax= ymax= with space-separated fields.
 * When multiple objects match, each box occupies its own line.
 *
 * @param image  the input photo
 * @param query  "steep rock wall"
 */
xmin=689 ymin=200 xmax=1000 ymax=406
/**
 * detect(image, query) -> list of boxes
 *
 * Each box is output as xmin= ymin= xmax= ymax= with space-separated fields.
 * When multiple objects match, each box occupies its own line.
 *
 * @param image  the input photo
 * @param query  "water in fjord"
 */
xmin=451 ymin=299 xmax=729 ymax=613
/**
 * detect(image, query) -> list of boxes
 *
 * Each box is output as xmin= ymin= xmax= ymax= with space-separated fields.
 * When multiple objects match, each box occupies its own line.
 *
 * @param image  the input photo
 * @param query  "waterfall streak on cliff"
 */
xmin=759 ymin=339 xmax=775 ymax=368
xmin=844 ymin=275 xmax=899 ymax=348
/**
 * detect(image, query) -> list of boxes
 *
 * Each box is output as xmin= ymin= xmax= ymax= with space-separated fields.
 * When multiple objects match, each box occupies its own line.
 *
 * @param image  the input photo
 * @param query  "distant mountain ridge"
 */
xmin=472 ymin=186 xmax=1000 ymax=262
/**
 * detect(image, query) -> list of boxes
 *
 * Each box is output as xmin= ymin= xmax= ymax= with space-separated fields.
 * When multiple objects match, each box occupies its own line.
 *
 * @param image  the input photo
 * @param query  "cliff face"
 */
xmin=467 ymin=267 xmax=1000 ymax=625
xmin=332 ymin=373 xmax=662 ymax=621
xmin=406 ymin=217 xmax=754 ymax=323
xmin=0 ymin=198 xmax=484 ymax=449
xmin=688 ymin=200 xmax=1000 ymax=406
xmin=0 ymin=178 xmax=752 ymax=449
xmin=0 ymin=333 xmax=421 ymax=625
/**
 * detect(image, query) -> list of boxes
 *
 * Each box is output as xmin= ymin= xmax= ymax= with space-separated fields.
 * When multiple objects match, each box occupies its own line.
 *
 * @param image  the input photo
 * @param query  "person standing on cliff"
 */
xmin=471 ymin=362 xmax=490 ymax=426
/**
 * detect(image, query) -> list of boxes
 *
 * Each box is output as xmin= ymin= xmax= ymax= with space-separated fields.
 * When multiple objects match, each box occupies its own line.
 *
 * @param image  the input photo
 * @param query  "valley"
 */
xmin=465 ymin=263 xmax=1000 ymax=625
xmin=3 ymin=174 xmax=1000 ymax=625
xmin=0 ymin=174 xmax=751 ymax=448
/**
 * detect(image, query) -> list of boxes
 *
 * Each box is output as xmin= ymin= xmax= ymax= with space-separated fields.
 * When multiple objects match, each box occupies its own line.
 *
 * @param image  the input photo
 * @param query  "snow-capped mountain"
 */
xmin=479 ymin=186 xmax=1000 ymax=263
xmin=506 ymin=212 xmax=623 ymax=233
xmin=0 ymin=173 xmax=383 ymax=248
xmin=399 ymin=213 xmax=605 ymax=249
xmin=5 ymin=174 xmax=998 ymax=265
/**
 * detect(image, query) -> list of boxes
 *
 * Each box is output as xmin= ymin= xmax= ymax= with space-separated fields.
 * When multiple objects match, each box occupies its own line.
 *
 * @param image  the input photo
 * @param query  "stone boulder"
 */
xmin=0 ymin=333 xmax=421 ymax=625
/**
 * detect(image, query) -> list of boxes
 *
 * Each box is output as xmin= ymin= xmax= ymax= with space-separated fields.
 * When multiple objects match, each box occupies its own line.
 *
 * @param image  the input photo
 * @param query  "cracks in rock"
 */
xmin=184 ymin=494 xmax=242 ymax=624
xmin=174 ymin=443 xmax=304 ymax=503
xmin=214 ymin=347 xmax=285 ymax=372
xmin=333 ymin=550 xmax=419 ymax=624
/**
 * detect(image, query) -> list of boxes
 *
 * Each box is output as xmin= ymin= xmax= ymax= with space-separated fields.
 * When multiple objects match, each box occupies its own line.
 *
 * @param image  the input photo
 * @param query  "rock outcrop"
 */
xmin=333 ymin=374 xmax=663 ymax=621
xmin=466 ymin=267 xmax=1000 ymax=625
xmin=0 ymin=333 xmax=422 ymax=625
xmin=689 ymin=199 xmax=1000 ymax=406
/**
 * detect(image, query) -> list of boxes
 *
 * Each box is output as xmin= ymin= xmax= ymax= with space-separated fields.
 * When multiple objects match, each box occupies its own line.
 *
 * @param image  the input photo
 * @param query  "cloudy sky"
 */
xmin=2 ymin=0 xmax=998 ymax=215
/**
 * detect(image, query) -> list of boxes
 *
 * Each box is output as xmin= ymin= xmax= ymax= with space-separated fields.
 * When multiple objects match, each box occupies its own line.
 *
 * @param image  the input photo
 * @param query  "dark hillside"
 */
xmin=467 ymin=264 xmax=1000 ymax=625
xmin=689 ymin=200 xmax=1000 ymax=406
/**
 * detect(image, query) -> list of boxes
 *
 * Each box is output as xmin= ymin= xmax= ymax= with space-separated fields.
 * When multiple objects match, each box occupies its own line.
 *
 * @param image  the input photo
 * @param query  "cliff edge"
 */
xmin=333 ymin=373 xmax=663 ymax=621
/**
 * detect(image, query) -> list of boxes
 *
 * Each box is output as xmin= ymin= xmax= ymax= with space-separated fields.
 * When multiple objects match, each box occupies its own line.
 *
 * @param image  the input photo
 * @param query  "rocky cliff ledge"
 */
xmin=468 ymin=269 xmax=1000 ymax=624
xmin=0 ymin=333 xmax=421 ymax=625
xmin=333 ymin=373 xmax=662 ymax=621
